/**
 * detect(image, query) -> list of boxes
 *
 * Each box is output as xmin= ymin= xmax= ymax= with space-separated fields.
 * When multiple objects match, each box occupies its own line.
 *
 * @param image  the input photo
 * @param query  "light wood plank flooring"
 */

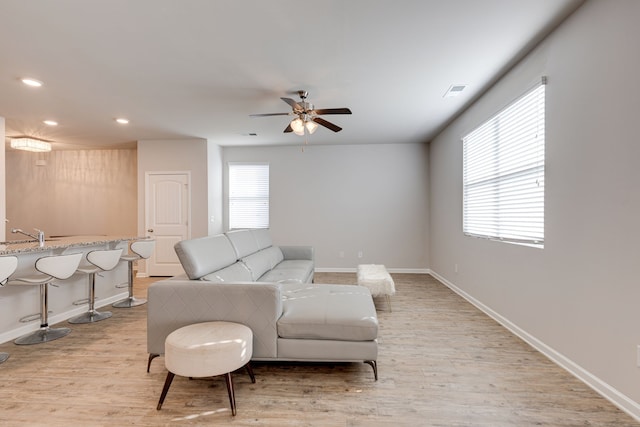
xmin=0 ymin=273 xmax=637 ymax=426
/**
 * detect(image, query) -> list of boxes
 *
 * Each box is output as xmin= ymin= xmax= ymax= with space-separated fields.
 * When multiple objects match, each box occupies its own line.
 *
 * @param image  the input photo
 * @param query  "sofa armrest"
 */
xmin=147 ymin=279 xmax=282 ymax=359
xmin=279 ymin=245 xmax=314 ymax=261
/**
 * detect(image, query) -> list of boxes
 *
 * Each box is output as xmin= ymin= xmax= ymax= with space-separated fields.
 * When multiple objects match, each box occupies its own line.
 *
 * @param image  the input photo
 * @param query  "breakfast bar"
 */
xmin=0 ymin=236 xmax=141 ymax=343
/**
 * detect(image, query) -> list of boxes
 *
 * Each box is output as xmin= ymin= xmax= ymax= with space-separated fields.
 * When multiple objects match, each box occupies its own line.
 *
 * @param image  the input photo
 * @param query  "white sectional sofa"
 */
xmin=146 ymin=229 xmax=379 ymax=379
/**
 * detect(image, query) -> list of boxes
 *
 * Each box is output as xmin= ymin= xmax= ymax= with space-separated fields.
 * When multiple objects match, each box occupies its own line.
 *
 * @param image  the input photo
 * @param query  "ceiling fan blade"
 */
xmin=250 ymin=112 xmax=291 ymax=117
xmin=313 ymin=108 xmax=352 ymax=115
xmin=284 ymin=124 xmax=293 ymax=133
xmin=281 ymin=97 xmax=302 ymax=110
xmin=313 ymin=117 xmax=342 ymax=132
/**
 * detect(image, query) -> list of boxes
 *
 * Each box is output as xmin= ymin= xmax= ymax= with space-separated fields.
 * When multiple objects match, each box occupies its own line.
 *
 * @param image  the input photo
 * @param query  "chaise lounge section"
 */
xmin=147 ymin=229 xmax=379 ymax=379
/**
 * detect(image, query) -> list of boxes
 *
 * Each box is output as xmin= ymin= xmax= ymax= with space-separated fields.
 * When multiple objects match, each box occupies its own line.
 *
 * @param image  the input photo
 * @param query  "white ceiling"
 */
xmin=0 ymin=0 xmax=584 ymax=150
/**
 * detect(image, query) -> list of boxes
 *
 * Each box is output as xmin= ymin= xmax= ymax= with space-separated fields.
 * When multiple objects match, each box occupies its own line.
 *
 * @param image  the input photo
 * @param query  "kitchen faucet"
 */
xmin=11 ymin=228 xmax=45 ymax=247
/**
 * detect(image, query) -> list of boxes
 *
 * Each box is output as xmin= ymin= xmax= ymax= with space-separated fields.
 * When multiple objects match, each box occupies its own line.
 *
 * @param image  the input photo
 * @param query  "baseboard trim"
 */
xmin=315 ymin=267 xmax=431 ymax=274
xmin=430 ymin=270 xmax=640 ymax=423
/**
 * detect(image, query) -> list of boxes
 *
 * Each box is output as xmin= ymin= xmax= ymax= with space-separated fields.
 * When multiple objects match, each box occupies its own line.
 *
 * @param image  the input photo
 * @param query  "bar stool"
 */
xmin=7 ymin=252 xmax=83 ymax=345
xmin=68 ymin=249 xmax=123 ymax=324
xmin=0 ymin=256 xmax=19 ymax=363
xmin=113 ymin=239 xmax=155 ymax=308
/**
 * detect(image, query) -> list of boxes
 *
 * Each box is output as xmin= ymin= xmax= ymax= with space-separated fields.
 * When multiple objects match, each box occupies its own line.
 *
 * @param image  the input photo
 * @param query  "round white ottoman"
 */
xmin=156 ymin=321 xmax=255 ymax=416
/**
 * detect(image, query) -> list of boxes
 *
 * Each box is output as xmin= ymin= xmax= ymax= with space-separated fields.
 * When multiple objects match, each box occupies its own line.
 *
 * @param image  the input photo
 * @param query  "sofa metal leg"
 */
xmin=364 ymin=360 xmax=378 ymax=381
xmin=147 ymin=353 xmax=160 ymax=372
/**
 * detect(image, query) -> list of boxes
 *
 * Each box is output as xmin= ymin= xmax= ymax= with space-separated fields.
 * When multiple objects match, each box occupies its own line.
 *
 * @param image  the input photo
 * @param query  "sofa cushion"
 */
xmin=277 ymin=284 xmax=378 ymax=341
xmin=226 ymin=229 xmax=259 ymax=258
xmin=201 ymin=261 xmax=252 ymax=283
xmin=259 ymin=259 xmax=313 ymax=284
xmin=174 ymin=234 xmax=236 ymax=280
xmin=251 ymin=228 xmax=273 ymax=250
xmin=242 ymin=250 xmax=273 ymax=281
xmin=262 ymin=246 xmax=284 ymax=269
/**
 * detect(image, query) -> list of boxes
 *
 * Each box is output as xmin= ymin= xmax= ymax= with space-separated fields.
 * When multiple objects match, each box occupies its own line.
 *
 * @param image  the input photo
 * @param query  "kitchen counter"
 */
xmin=0 ymin=235 xmax=144 ymax=255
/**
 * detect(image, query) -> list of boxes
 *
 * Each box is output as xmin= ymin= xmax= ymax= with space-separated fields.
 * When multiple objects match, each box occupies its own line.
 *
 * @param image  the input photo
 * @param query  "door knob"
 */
xmin=147 ymin=229 xmax=154 ymax=232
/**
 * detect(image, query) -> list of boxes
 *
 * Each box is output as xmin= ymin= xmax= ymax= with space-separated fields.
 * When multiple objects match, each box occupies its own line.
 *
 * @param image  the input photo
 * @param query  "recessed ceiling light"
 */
xmin=443 ymin=84 xmax=467 ymax=98
xmin=21 ymin=78 xmax=43 ymax=87
xmin=43 ymin=120 xmax=58 ymax=126
xmin=115 ymin=118 xmax=129 ymax=124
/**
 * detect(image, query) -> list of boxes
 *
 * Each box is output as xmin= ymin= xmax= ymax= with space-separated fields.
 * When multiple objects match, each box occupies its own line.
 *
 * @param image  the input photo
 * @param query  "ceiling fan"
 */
xmin=250 ymin=90 xmax=352 ymax=135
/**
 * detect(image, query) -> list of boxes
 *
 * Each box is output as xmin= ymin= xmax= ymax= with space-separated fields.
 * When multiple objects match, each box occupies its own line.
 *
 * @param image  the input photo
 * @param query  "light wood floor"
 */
xmin=0 ymin=273 xmax=637 ymax=426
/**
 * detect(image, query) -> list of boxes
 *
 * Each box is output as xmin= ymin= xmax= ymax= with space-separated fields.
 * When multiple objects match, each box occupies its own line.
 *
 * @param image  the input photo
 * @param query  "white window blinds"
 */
xmin=463 ymin=78 xmax=546 ymax=247
xmin=228 ymin=163 xmax=269 ymax=229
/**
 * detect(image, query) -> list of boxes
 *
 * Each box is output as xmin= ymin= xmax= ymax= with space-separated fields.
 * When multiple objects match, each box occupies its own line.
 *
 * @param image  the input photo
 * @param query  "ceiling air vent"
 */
xmin=444 ymin=84 xmax=467 ymax=98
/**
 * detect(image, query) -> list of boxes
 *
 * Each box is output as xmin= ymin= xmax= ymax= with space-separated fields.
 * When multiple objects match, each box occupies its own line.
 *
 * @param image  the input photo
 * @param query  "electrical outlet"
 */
xmin=358 ymin=251 xmax=363 ymax=258
xmin=454 ymin=263 xmax=459 ymax=273
xmin=339 ymin=251 xmax=345 ymax=258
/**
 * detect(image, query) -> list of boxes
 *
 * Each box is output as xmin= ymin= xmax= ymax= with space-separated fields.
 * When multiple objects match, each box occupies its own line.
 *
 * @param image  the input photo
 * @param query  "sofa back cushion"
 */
xmin=226 ymin=229 xmax=259 ymax=258
xmin=174 ymin=234 xmax=237 ymax=280
xmin=201 ymin=261 xmax=252 ymax=283
xmin=263 ymin=246 xmax=284 ymax=269
xmin=242 ymin=250 xmax=273 ymax=281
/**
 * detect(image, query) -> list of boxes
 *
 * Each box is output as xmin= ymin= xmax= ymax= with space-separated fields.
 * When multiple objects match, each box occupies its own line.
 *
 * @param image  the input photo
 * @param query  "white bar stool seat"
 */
xmin=0 ymin=256 xmax=19 ymax=362
xmin=7 ymin=252 xmax=83 ymax=345
xmin=68 ymin=249 xmax=123 ymax=324
xmin=113 ymin=239 xmax=155 ymax=308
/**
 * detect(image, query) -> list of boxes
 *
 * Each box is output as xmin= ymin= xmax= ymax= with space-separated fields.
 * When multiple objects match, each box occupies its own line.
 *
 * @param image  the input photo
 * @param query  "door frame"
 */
xmin=143 ymin=171 xmax=192 ymax=277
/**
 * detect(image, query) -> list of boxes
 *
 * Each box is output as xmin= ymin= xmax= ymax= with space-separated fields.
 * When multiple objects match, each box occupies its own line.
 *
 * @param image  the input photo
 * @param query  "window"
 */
xmin=228 ymin=163 xmax=269 ymax=229
xmin=463 ymin=78 xmax=546 ymax=247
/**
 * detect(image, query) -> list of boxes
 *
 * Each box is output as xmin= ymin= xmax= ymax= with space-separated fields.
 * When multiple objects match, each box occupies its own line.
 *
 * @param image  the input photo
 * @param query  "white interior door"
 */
xmin=145 ymin=172 xmax=190 ymax=276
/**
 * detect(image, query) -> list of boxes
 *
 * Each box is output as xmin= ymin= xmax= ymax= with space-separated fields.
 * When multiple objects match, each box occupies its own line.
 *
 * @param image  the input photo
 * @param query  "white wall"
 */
xmin=223 ymin=143 xmax=429 ymax=271
xmin=137 ymin=139 xmax=210 ymax=239
xmin=5 ymin=148 xmax=137 ymax=238
xmin=1 ymin=117 xmax=5 ymax=241
xmin=207 ymin=141 xmax=224 ymax=236
xmin=429 ymin=0 xmax=640 ymax=415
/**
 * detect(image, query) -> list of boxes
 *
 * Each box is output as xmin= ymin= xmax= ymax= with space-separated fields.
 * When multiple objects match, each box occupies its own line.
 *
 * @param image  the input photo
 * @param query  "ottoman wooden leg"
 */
xmin=224 ymin=372 xmax=237 ymax=416
xmin=157 ymin=371 xmax=175 ymax=410
xmin=245 ymin=362 xmax=256 ymax=383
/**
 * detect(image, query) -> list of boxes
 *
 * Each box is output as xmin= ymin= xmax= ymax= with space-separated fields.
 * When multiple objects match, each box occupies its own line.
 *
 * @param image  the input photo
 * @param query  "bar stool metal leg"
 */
xmin=68 ymin=272 xmax=112 ymax=324
xmin=113 ymin=239 xmax=154 ymax=308
xmin=15 ymin=283 xmax=71 ymax=345
xmin=112 ymin=259 xmax=146 ymax=308
xmin=8 ymin=253 xmax=82 ymax=345
xmin=68 ymin=249 xmax=121 ymax=324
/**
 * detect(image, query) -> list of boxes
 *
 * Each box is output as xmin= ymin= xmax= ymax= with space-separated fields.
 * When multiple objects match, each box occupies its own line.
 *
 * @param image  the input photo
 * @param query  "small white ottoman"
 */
xmin=357 ymin=264 xmax=396 ymax=312
xmin=156 ymin=321 xmax=255 ymax=416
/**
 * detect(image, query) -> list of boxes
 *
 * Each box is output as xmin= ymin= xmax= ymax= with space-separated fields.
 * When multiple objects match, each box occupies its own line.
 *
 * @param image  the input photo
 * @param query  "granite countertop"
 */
xmin=0 ymin=235 xmax=145 ymax=255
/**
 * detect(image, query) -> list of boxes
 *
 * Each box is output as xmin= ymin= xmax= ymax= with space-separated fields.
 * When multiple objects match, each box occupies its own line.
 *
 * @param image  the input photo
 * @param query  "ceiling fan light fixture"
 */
xmin=305 ymin=120 xmax=318 ymax=134
xmin=290 ymin=118 xmax=305 ymax=135
xmin=10 ymin=137 xmax=52 ymax=152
